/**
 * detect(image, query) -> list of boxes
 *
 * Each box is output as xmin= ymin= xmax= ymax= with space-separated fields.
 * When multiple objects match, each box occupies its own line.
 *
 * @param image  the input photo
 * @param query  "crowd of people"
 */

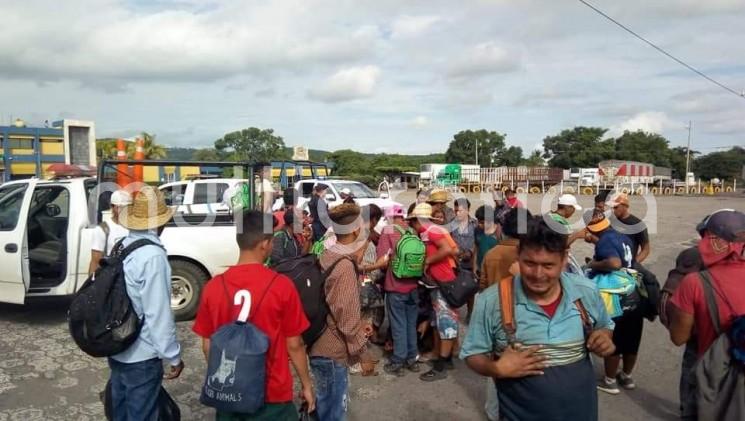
xmin=88 ymin=183 xmax=745 ymax=421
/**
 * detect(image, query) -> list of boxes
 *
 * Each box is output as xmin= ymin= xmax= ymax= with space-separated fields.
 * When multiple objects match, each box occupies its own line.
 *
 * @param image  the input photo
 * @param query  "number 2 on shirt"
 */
xmin=234 ymin=289 xmax=252 ymax=322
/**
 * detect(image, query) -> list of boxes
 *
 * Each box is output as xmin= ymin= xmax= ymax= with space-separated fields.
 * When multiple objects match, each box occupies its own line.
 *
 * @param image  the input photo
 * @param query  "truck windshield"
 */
xmin=334 ymin=182 xmax=377 ymax=199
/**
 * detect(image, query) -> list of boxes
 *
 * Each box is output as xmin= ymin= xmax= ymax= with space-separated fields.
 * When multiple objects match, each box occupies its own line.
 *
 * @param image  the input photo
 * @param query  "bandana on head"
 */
xmin=698 ymin=232 xmax=745 ymax=267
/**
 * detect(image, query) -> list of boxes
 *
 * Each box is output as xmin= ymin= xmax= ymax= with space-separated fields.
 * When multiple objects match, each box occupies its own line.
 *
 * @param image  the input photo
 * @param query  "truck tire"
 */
xmin=169 ymin=259 xmax=208 ymax=321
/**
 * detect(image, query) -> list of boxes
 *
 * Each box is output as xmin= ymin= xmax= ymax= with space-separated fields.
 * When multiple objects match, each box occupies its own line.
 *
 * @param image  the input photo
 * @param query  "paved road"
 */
xmin=0 ymin=194 xmax=743 ymax=420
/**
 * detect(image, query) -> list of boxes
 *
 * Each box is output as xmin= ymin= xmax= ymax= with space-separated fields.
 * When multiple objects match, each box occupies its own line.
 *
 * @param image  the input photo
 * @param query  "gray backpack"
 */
xmin=692 ymin=271 xmax=745 ymax=421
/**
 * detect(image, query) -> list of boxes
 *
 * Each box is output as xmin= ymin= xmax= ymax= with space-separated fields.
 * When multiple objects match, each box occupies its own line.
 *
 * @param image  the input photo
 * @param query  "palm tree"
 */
xmin=123 ymin=132 xmax=167 ymax=159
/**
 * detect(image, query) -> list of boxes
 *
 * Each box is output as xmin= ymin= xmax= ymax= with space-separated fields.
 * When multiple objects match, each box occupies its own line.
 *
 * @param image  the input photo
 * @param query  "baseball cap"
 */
xmin=558 ymin=194 xmax=582 ymax=210
xmin=696 ymin=209 xmax=745 ymax=242
xmin=611 ymin=193 xmax=630 ymax=208
xmin=384 ymin=204 xmax=405 ymax=219
xmin=110 ymin=190 xmax=132 ymax=207
xmin=340 ymin=188 xmax=352 ymax=195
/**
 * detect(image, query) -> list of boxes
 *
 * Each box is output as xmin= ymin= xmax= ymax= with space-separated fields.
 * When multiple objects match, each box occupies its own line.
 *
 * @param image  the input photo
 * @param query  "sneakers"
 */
xmin=597 ymin=377 xmax=620 ymax=395
xmin=405 ymin=360 xmax=421 ymax=373
xmin=419 ymin=368 xmax=448 ymax=382
xmin=383 ymin=362 xmax=405 ymax=377
xmin=617 ymin=372 xmax=636 ymax=390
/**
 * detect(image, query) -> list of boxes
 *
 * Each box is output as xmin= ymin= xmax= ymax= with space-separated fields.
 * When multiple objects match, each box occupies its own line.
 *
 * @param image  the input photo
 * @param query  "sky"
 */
xmin=1 ymin=0 xmax=744 ymax=156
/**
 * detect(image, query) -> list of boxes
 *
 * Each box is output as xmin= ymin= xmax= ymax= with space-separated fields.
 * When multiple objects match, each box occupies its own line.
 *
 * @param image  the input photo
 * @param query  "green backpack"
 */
xmin=391 ymin=225 xmax=426 ymax=279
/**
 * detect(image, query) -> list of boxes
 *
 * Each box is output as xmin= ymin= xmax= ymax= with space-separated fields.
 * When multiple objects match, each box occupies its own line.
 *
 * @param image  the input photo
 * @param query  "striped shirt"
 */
xmin=310 ymin=247 xmax=370 ymax=366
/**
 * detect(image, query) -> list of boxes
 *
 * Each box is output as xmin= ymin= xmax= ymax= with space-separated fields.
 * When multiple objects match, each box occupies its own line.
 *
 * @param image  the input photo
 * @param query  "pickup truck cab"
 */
xmin=160 ymin=178 xmax=243 ymax=214
xmin=0 ymin=177 xmax=238 ymax=320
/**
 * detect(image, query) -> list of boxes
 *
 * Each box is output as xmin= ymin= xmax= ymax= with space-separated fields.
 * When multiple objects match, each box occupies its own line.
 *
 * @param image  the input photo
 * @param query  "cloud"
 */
xmin=391 ymin=15 xmax=442 ymax=39
xmin=254 ymin=88 xmax=276 ymax=98
xmin=0 ymin=0 xmax=382 ymax=87
xmin=307 ymin=65 xmax=381 ymax=103
xmin=411 ymin=116 xmax=430 ymax=128
xmin=609 ymin=111 xmax=681 ymax=136
xmin=446 ymin=42 xmax=521 ymax=79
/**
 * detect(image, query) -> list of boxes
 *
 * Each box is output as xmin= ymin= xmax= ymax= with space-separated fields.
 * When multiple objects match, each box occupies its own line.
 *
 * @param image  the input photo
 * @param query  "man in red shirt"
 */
xmin=670 ymin=210 xmax=745 ymax=357
xmin=193 ymin=210 xmax=315 ymax=421
xmin=407 ymin=203 xmax=459 ymax=382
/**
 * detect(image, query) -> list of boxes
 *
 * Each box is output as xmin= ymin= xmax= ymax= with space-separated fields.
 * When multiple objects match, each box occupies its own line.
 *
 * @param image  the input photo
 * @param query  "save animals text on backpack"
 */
xmin=200 ymin=275 xmax=277 ymax=414
xmin=391 ymin=225 xmax=426 ymax=279
xmin=68 ymin=239 xmax=157 ymax=358
xmin=692 ymin=270 xmax=745 ymax=421
xmin=272 ymin=254 xmax=353 ymax=349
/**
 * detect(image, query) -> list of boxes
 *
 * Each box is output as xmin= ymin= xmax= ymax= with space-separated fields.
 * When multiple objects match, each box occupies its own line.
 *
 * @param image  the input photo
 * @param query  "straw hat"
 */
xmin=427 ymin=189 xmax=449 ymax=204
xmin=406 ymin=203 xmax=434 ymax=220
xmin=119 ymin=186 xmax=175 ymax=231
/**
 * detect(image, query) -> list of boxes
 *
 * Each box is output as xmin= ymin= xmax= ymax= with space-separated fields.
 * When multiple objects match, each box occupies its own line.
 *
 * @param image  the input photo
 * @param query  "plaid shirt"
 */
xmin=310 ymin=247 xmax=370 ymax=365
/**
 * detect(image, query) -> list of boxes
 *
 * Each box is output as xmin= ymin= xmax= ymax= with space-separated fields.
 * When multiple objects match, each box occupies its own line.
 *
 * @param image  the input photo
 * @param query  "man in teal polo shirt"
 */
xmin=462 ymin=217 xmax=615 ymax=421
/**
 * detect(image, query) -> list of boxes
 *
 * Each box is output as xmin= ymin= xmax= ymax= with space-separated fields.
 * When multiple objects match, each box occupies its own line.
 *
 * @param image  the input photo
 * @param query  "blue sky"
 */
xmin=1 ymin=0 xmax=743 ymax=156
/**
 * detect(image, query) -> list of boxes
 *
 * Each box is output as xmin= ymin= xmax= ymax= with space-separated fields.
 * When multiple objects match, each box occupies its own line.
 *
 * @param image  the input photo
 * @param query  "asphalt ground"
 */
xmin=0 ymin=192 xmax=743 ymax=421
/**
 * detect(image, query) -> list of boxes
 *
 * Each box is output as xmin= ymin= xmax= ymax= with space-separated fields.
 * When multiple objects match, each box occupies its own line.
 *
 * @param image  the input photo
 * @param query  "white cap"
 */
xmin=110 ymin=190 xmax=133 ymax=207
xmin=340 ymin=188 xmax=352 ymax=195
xmin=558 ymin=194 xmax=582 ymax=210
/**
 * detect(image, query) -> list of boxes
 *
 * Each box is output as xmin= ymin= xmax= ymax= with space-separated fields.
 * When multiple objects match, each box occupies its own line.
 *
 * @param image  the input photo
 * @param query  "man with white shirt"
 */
xmin=88 ymin=190 xmax=131 ymax=274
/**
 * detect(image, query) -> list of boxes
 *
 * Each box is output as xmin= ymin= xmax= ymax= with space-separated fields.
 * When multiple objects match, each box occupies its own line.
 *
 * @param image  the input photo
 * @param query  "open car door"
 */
xmin=0 ymin=181 xmax=33 ymax=304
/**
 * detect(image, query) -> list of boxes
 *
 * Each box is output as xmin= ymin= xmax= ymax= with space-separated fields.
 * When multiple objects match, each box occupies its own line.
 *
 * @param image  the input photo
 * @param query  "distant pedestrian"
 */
xmin=309 ymin=183 xmax=330 ymax=242
xmin=586 ymin=213 xmax=642 ymax=395
xmin=610 ymin=193 xmax=651 ymax=264
xmin=89 ymin=190 xmax=131 ymax=274
xmin=339 ymin=188 xmax=356 ymax=204
xmin=546 ymin=194 xmax=585 ymax=245
xmin=407 ymin=203 xmax=460 ymax=382
xmin=111 ymin=186 xmax=183 ymax=421
xmin=474 ymin=205 xmax=499 ymax=281
xmin=427 ymin=189 xmax=455 ymax=225
xmin=480 ymin=208 xmax=531 ymax=290
xmin=270 ymin=210 xmax=312 ymax=265
xmin=376 ymin=205 xmax=421 ymax=376
xmin=310 ymin=203 xmax=375 ymax=420
xmin=451 ymin=198 xmax=477 ymax=271
xmin=504 ymin=189 xmax=524 ymax=209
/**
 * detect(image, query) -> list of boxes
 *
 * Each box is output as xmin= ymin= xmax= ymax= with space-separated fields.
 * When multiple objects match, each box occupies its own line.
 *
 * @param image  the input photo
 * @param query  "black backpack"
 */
xmin=272 ymin=254 xmax=353 ymax=349
xmin=68 ymin=239 xmax=157 ymax=357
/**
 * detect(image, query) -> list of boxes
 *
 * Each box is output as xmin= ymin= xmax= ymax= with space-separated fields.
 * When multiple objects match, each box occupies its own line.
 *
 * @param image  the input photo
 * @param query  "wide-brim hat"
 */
xmin=427 ymin=189 xmax=449 ymax=204
xmin=406 ymin=203 xmax=434 ymax=220
xmin=119 ymin=186 xmax=175 ymax=231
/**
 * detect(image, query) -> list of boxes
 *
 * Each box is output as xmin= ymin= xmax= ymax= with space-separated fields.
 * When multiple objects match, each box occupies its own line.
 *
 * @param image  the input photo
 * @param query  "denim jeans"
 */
xmin=485 ymin=377 xmax=500 ymax=421
xmin=108 ymin=358 xmax=163 ymax=421
xmin=386 ymin=290 xmax=419 ymax=365
xmin=310 ymin=357 xmax=349 ymax=421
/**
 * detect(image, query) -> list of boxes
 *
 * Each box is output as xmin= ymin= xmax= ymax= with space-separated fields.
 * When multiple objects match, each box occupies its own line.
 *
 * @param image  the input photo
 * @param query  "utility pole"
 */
xmin=475 ymin=138 xmax=479 ymax=166
xmin=685 ymin=121 xmax=692 ymax=191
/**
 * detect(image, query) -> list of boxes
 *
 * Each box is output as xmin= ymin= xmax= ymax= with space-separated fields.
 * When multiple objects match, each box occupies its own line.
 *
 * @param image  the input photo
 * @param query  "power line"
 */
xmin=578 ymin=0 xmax=745 ymax=101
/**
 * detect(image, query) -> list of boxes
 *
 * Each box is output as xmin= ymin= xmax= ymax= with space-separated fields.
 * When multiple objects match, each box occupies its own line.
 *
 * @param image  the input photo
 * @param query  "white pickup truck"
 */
xmin=282 ymin=178 xmax=403 ymax=213
xmin=0 ymin=177 xmax=238 ymax=320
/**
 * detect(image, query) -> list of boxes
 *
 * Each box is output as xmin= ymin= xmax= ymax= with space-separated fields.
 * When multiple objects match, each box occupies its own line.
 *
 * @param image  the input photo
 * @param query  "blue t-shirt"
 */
xmin=594 ymin=229 xmax=633 ymax=269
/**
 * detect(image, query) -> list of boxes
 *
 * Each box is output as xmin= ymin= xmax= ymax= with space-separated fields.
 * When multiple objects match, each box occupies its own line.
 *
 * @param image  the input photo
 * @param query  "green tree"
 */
xmin=524 ymin=150 xmax=545 ymax=166
xmin=214 ymin=127 xmax=290 ymax=163
xmin=669 ymin=146 xmax=699 ymax=180
xmin=542 ymin=127 xmax=614 ymax=168
xmin=96 ymin=133 xmax=167 ymax=160
xmin=96 ymin=138 xmax=118 ymax=160
xmin=444 ymin=130 xmax=506 ymax=166
xmin=612 ymin=130 xmax=672 ymax=167
xmin=191 ymin=148 xmax=224 ymax=161
xmin=325 ymin=149 xmax=370 ymax=175
xmin=499 ymin=146 xmax=524 ymax=166
xmin=694 ymin=147 xmax=745 ymax=181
